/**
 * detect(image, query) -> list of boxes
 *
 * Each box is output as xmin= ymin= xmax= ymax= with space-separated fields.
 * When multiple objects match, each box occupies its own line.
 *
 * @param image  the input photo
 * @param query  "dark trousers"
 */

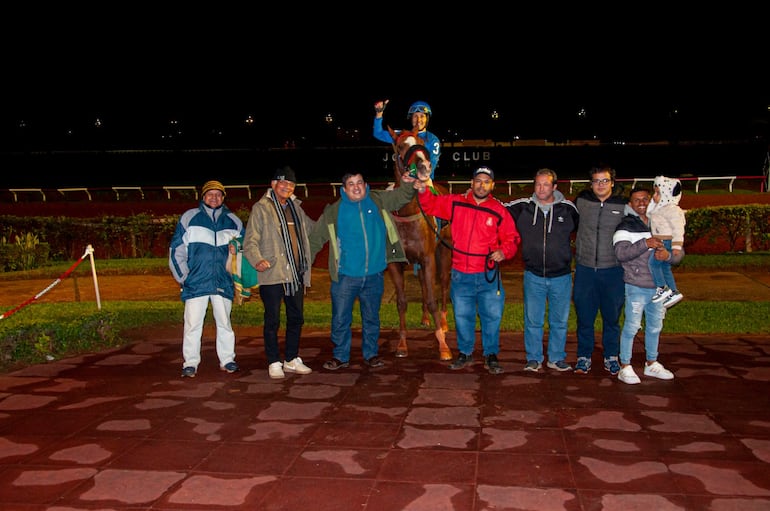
xmin=573 ymin=264 xmax=624 ymax=360
xmin=259 ymin=283 xmax=304 ymax=364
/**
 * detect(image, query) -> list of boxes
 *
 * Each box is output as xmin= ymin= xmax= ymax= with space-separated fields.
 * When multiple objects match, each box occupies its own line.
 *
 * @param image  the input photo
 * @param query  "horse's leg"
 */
xmin=418 ymin=256 xmax=453 ymax=361
xmin=436 ymin=228 xmax=452 ymax=333
xmin=417 ymin=265 xmax=432 ymax=327
xmin=386 ymin=261 xmax=409 ymax=357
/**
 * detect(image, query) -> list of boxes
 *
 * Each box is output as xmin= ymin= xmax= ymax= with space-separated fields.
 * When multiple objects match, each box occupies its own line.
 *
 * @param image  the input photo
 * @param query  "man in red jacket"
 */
xmin=413 ymin=165 xmax=521 ymax=374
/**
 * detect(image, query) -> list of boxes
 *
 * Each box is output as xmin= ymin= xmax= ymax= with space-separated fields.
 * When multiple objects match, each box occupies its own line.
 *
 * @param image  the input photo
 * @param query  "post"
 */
xmin=87 ymin=245 xmax=102 ymax=310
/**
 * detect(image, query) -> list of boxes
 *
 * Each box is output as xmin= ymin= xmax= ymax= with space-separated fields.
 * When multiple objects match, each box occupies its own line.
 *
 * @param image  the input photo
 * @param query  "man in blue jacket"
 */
xmin=309 ymin=170 xmax=418 ymax=371
xmin=169 ymin=180 xmax=244 ymax=378
xmin=505 ymin=168 xmax=579 ymax=372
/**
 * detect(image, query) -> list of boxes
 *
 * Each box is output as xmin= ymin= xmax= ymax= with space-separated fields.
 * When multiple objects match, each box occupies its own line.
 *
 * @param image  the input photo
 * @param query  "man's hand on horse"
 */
xmin=412 ymin=168 xmax=433 ymax=193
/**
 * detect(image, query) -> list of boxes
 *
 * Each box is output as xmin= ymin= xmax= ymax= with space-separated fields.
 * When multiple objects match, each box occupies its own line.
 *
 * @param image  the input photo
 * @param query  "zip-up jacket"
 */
xmin=309 ymin=182 xmax=414 ymax=282
xmin=504 ymin=189 xmax=579 ymax=277
xmin=169 ymin=201 xmax=244 ymax=301
xmin=418 ymin=188 xmax=520 ymax=273
xmin=613 ymin=204 xmax=685 ymax=288
xmin=574 ymin=187 xmax=627 ymax=269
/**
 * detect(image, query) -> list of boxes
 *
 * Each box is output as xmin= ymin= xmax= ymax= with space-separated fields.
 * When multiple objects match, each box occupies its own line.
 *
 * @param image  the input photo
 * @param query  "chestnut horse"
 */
xmin=387 ymin=128 xmax=452 ymax=360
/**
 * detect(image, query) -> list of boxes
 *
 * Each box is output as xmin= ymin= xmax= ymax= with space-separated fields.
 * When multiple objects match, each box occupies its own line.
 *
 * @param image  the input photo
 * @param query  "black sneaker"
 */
xmin=484 ymin=354 xmax=504 ymax=375
xmin=449 ymin=353 xmax=473 ymax=370
xmin=364 ymin=356 xmax=385 ymax=369
xmin=181 ymin=366 xmax=197 ymax=378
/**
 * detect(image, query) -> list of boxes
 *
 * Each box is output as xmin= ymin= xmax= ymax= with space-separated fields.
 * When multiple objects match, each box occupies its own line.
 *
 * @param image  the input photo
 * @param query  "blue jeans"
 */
xmin=573 ymin=264 xmax=624 ymax=360
xmin=330 ymin=272 xmax=384 ymax=362
xmin=649 ymin=239 xmax=678 ymax=291
xmin=523 ymin=271 xmax=572 ymax=363
xmin=259 ymin=283 xmax=304 ymax=364
xmin=619 ymin=283 xmax=665 ymax=365
xmin=450 ymin=268 xmax=505 ymax=357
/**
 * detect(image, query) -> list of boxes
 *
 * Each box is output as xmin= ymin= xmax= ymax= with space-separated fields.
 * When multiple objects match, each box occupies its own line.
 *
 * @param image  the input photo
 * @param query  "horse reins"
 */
xmin=414 ymin=191 xmax=502 ymax=293
xmin=393 ymin=139 xmax=502 ymax=292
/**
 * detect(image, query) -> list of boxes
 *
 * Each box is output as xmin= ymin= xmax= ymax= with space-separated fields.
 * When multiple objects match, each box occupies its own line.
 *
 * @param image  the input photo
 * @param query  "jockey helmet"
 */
xmin=407 ymin=101 xmax=432 ymax=119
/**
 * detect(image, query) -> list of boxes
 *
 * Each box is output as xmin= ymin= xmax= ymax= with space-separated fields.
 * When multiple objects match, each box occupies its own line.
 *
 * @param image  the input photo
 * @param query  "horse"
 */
xmin=387 ymin=128 xmax=453 ymax=361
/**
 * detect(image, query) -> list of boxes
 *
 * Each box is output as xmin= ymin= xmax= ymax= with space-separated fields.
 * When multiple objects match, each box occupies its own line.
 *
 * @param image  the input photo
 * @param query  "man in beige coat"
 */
xmin=243 ymin=166 xmax=316 ymax=379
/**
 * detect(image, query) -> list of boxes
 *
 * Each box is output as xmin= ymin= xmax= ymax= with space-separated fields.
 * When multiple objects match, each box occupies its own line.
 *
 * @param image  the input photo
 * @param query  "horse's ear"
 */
xmin=387 ymin=125 xmax=397 ymax=140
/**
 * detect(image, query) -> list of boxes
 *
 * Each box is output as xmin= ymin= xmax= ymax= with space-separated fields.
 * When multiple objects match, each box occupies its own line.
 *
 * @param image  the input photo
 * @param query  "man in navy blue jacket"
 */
xmin=505 ymin=168 xmax=579 ymax=372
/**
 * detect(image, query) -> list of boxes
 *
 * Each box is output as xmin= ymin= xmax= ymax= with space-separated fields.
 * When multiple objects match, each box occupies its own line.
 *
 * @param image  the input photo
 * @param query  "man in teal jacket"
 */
xmin=309 ymin=171 xmax=417 ymax=371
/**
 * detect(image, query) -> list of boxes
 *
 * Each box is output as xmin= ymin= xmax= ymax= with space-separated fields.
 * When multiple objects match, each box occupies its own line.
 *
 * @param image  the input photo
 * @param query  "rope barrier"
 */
xmin=0 ymin=245 xmax=95 ymax=320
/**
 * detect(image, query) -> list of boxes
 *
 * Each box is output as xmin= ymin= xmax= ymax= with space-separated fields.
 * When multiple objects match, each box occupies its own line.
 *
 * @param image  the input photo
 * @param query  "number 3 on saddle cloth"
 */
xmin=228 ymin=237 xmax=258 ymax=305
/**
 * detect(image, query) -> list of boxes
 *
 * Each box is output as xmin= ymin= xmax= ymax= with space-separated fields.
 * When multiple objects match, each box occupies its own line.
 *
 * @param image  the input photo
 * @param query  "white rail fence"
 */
xmin=5 ymin=175 xmax=766 ymax=202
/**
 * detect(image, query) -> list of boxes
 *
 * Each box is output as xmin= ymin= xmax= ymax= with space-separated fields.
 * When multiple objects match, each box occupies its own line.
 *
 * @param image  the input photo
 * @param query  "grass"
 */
xmin=4 ymin=252 xmax=769 ymax=281
xmin=0 ymin=255 xmax=768 ymax=373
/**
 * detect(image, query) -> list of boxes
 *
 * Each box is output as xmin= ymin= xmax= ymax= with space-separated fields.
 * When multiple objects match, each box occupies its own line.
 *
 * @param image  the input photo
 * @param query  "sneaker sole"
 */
xmin=663 ymin=295 xmax=683 ymax=308
xmin=485 ymin=363 xmax=504 ymax=374
xmin=523 ymin=366 xmax=541 ymax=372
xmin=323 ymin=361 xmax=350 ymax=371
xmin=546 ymin=363 xmax=572 ymax=372
xmin=284 ymin=367 xmax=312 ymax=374
xmin=644 ymin=370 xmax=675 ymax=380
xmin=574 ymin=367 xmax=591 ymax=374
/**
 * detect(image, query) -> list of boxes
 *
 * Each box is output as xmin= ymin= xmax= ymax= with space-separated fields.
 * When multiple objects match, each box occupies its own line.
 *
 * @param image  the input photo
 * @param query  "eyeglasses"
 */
xmin=591 ymin=178 xmax=611 ymax=184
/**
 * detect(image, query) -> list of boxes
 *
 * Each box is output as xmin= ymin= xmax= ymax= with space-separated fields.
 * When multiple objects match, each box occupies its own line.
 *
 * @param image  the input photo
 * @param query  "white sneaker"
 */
xmin=618 ymin=365 xmax=641 ymax=384
xmin=644 ymin=361 xmax=674 ymax=380
xmin=268 ymin=361 xmax=285 ymax=379
xmin=663 ymin=291 xmax=683 ymax=308
xmin=651 ymin=286 xmax=673 ymax=304
xmin=284 ymin=357 xmax=312 ymax=374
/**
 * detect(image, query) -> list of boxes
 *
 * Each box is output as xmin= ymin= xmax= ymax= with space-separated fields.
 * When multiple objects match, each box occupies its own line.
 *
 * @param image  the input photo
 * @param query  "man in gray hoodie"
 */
xmin=505 ymin=168 xmax=579 ymax=372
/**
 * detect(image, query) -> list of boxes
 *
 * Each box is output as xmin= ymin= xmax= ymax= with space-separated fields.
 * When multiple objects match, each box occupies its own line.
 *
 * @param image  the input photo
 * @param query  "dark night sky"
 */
xmin=5 ymin=11 xmax=769 ymax=147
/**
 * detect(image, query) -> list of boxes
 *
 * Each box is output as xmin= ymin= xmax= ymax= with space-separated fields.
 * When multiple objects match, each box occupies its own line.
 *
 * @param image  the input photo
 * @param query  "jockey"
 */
xmin=373 ymin=99 xmax=441 ymax=179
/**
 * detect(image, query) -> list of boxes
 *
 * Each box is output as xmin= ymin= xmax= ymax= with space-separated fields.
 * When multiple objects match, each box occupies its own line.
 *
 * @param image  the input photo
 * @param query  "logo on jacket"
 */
xmin=486 ymin=217 xmax=495 ymax=227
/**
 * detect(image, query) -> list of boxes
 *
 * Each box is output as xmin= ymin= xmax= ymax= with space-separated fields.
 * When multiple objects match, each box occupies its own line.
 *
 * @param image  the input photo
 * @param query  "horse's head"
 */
xmin=390 ymin=128 xmax=430 ymax=178
xmin=403 ymin=144 xmax=431 ymax=177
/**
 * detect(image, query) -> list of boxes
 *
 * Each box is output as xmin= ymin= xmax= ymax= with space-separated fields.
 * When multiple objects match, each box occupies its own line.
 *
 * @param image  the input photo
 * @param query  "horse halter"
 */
xmin=402 ymin=144 xmax=430 ymax=176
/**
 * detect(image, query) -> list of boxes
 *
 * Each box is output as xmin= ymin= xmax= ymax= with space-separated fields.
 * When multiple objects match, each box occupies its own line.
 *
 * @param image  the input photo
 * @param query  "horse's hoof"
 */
xmin=439 ymin=349 xmax=453 ymax=361
xmin=395 ymin=349 xmax=408 ymax=358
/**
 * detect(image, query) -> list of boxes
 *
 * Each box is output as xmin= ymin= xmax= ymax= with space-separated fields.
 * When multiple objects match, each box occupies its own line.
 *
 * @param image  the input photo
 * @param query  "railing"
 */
xmin=3 ymin=176 xmax=766 ymax=203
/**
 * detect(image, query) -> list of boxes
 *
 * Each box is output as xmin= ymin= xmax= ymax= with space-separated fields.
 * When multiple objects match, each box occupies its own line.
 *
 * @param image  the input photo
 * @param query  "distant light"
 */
xmin=94 ymin=118 xmax=102 ymax=128
xmin=244 ymin=115 xmax=254 ymax=125
xmin=490 ymin=110 xmax=499 ymax=120
xmin=325 ymin=113 xmax=334 ymax=125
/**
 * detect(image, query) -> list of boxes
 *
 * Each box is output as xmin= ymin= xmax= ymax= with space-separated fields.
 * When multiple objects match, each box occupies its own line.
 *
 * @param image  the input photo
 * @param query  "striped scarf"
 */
xmin=268 ymin=189 xmax=307 ymax=296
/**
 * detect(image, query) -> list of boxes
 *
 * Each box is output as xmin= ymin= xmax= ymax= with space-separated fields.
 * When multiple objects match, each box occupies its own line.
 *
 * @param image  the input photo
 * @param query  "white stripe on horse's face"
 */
xmin=397 ymin=135 xmax=419 ymax=159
